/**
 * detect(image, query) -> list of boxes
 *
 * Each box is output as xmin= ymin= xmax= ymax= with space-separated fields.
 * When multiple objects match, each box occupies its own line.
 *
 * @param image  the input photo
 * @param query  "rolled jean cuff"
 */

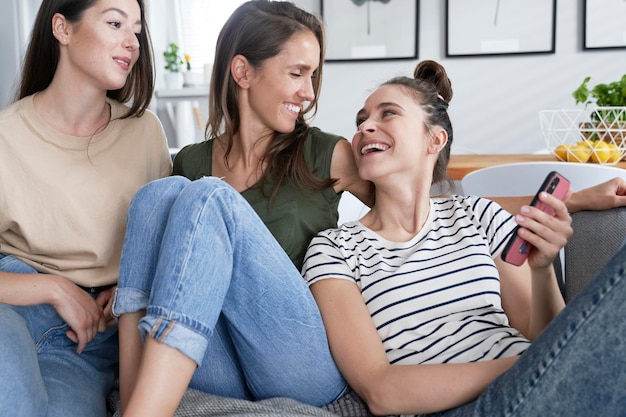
xmin=138 ymin=314 xmax=209 ymax=366
xmin=111 ymin=287 xmax=149 ymax=318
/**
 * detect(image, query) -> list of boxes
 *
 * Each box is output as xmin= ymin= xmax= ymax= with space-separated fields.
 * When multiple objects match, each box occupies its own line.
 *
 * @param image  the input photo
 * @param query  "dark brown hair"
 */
xmin=16 ymin=0 xmax=155 ymax=118
xmin=208 ymin=0 xmax=334 ymax=199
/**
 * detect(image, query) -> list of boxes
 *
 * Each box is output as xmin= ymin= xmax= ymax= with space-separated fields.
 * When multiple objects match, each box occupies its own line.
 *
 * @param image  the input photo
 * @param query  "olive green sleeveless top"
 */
xmin=172 ymin=127 xmax=342 ymax=270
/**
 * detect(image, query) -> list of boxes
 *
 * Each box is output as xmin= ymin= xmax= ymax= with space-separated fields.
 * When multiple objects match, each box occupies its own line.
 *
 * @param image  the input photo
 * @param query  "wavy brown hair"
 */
xmin=208 ymin=0 xmax=335 ymax=199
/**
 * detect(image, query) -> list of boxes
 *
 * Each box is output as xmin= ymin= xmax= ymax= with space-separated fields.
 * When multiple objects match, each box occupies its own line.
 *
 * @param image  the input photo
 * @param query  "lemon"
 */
xmin=590 ymin=141 xmax=611 ymax=164
xmin=607 ymin=143 xmax=623 ymax=163
xmin=554 ymin=144 xmax=569 ymax=161
xmin=567 ymin=143 xmax=592 ymax=163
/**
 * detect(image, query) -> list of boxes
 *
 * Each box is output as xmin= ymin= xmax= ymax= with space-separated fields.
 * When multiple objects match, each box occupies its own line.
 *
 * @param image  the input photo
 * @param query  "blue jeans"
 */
xmin=113 ymin=176 xmax=346 ymax=406
xmin=424 ymin=243 xmax=626 ymax=416
xmin=0 ymin=255 xmax=118 ymax=417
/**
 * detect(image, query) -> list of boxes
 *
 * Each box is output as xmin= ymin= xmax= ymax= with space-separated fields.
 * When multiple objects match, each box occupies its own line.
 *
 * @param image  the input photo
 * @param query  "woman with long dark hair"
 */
xmin=0 ymin=1 xmax=170 ymax=415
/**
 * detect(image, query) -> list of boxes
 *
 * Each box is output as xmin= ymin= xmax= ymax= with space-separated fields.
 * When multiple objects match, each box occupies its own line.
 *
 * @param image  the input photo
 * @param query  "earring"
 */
xmin=55 ymin=32 xmax=66 ymax=44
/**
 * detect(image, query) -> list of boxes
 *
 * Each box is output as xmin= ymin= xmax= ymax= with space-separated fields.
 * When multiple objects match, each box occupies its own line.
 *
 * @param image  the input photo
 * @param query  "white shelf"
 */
xmin=156 ymin=86 xmax=209 ymax=99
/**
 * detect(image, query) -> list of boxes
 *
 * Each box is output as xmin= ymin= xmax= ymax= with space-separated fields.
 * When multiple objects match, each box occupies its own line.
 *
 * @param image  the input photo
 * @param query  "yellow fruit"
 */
xmin=567 ymin=143 xmax=592 ymax=163
xmin=554 ymin=144 xmax=568 ymax=161
xmin=606 ymin=143 xmax=623 ymax=163
xmin=590 ymin=141 xmax=611 ymax=164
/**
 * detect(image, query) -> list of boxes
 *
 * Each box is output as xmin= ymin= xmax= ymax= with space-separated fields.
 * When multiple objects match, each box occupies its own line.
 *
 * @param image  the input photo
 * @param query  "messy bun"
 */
xmin=413 ymin=60 xmax=453 ymax=104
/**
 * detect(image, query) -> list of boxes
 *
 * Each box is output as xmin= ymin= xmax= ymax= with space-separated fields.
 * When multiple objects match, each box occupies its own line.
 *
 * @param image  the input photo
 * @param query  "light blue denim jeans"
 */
xmin=422 ymin=243 xmax=626 ymax=417
xmin=0 ymin=255 xmax=118 ymax=417
xmin=113 ymin=176 xmax=346 ymax=406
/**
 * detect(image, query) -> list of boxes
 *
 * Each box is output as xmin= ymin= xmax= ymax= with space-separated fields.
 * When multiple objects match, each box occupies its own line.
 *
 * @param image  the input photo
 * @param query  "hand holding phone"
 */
xmin=501 ymin=171 xmax=570 ymax=266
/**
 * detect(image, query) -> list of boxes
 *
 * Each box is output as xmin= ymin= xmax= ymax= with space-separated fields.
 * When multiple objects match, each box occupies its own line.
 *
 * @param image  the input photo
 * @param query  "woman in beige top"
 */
xmin=0 ymin=1 xmax=171 ymax=416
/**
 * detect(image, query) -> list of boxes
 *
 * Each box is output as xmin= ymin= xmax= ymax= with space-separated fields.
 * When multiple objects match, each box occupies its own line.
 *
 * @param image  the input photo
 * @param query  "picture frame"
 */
xmin=583 ymin=0 xmax=626 ymax=50
xmin=321 ymin=0 xmax=419 ymax=62
xmin=446 ymin=0 xmax=556 ymax=57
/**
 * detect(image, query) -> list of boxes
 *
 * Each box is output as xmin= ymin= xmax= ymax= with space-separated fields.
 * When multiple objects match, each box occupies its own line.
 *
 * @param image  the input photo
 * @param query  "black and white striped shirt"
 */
xmin=302 ymin=195 xmax=530 ymax=365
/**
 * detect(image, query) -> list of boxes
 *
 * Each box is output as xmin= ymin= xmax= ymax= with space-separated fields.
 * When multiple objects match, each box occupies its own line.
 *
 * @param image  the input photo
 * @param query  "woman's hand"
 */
xmin=510 ymin=192 xmax=570 ymax=338
xmin=331 ymin=139 xmax=375 ymax=207
xmin=566 ymin=177 xmax=626 ymax=213
xmin=49 ymin=276 xmax=107 ymax=353
xmin=96 ymin=286 xmax=118 ymax=328
xmin=514 ymin=191 xmax=573 ymax=270
xmin=0 ymin=272 xmax=107 ymax=352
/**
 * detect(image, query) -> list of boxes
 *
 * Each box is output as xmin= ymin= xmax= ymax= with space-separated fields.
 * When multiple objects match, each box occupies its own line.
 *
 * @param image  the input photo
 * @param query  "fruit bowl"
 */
xmin=539 ymin=107 xmax=626 ymax=164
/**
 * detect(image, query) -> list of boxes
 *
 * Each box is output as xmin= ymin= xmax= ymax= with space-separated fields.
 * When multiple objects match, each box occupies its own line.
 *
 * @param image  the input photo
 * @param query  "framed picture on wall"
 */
xmin=321 ymin=0 xmax=419 ymax=62
xmin=583 ymin=0 xmax=626 ymax=49
xmin=446 ymin=0 xmax=556 ymax=57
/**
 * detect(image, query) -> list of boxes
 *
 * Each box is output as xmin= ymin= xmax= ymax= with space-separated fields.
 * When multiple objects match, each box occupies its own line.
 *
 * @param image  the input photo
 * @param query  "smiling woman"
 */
xmin=113 ymin=2 xmax=373 ymax=417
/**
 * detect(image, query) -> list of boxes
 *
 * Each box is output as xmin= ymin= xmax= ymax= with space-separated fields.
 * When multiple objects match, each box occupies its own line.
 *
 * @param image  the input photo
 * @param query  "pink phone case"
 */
xmin=501 ymin=171 xmax=570 ymax=266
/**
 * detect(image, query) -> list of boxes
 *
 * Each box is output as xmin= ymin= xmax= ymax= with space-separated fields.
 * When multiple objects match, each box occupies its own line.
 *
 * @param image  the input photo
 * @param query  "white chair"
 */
xmin=460 ymin=161 xmax=626 ymax=302
xmin=460 ymin=161 xmax=626 ymax=197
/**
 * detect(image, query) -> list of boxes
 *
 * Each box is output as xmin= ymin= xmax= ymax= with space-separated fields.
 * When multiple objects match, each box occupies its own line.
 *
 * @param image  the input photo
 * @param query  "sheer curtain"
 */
xmin=17 ymin=0 xmax=41 ymax=47
xmin=0 ymin=0 xmax=41 ymax=107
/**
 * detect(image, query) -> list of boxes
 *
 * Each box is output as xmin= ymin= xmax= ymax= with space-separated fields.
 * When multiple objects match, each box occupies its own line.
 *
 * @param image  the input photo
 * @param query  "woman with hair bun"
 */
xmin=303 ymin=60 xmax=626 ymax=416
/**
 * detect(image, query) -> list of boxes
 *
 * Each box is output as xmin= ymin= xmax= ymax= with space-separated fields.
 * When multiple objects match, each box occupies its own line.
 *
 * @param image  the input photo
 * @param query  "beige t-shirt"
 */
xmin=0 ymin=95 xmax=172 ymax=287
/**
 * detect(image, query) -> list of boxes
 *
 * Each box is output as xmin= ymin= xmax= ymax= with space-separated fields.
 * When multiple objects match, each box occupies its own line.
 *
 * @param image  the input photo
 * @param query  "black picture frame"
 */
xmin=445 ymin=0 xmax=556 ymax=57
xmin=321 ymin=0 xmax=419 ymax=63
xmin=583 ymin=0 xmax=626 ymax=50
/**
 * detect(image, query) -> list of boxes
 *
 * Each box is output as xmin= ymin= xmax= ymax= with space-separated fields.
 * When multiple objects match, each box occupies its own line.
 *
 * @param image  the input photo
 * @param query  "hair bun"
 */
xmin=413 ymin=60 xmax=453 ymax=103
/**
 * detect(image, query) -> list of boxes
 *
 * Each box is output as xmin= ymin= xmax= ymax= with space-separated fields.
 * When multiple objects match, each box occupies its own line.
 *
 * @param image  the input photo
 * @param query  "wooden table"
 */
xmin=447 ymin=154 xmax=626 ymax=181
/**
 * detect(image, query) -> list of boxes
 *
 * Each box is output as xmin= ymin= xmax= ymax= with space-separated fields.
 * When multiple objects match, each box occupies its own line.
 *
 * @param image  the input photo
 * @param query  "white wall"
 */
xmin=296 ymin=0 xmax=625 ymax=155
xmin=2 ymin=0 xmax=622 ymax=156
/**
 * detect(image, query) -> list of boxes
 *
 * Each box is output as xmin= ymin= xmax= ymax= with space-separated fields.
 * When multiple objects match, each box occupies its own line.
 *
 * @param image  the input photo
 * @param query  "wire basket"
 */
xmin=539 ymin=107 xmax=626 ymax=164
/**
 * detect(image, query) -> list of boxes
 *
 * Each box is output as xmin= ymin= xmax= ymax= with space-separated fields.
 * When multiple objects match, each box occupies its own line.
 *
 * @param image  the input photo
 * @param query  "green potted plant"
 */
xmin=163 ymin=42 xmax=184 ymax=88
xmin=572 ymin=74 xmax=626 ymax=146
xmin=573 ymin=74 xmax=626 ymax=110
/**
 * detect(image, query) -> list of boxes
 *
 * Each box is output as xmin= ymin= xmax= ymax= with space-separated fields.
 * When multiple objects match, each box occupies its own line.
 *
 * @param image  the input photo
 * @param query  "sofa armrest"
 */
xmin=564 ymin=207 xmax=626 ymax=302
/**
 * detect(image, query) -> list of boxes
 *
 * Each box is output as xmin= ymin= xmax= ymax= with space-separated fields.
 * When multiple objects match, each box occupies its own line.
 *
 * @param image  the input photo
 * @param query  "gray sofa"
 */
xmin=561 ymin=207 xmax=626 ymax=302
xmin=108 ymin=206 xmax=626 ymax=417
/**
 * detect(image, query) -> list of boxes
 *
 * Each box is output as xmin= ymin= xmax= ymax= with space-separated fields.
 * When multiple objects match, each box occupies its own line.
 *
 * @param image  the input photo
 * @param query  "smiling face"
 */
xmin=58 ymin=0 xmax=141 ymax=91
xmin=352 ymin=84 xmax=437 ymax=183
xmin=244 ymin=30 xmax=320 ymax=134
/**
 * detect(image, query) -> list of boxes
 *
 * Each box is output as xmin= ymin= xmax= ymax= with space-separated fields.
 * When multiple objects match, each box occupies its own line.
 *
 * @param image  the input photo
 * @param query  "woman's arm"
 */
xmin=489 ymin=177 xmax=626 ymax=215
xmin=565 ymin=177 xmax=626 ymax=212
xmin=0 ymin=271 xmax=106 ymax=352
xmin=498 ymin=192 xmax=571 ymax=340
xmin=496 ymin=258 xmax=532 ymax=337
xmin=330 ymin=139 xmax=374 ymax=207
xmin=310 ymin=278 xmax=517 ymax=415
